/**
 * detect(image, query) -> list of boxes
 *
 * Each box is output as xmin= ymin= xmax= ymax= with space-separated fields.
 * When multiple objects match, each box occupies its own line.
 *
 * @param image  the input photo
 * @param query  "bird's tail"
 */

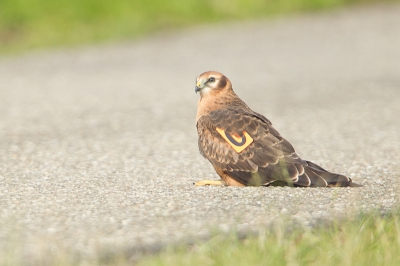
xmin=294 ymin=161 xmax=362 ymax=187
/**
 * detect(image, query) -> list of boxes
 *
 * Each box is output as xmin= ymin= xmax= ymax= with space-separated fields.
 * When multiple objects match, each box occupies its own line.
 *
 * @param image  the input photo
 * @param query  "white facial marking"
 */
xmin=201 ymin=86 xmax=212 ymax=95
xmin=196 ymin=73 xmax=221 ymax=96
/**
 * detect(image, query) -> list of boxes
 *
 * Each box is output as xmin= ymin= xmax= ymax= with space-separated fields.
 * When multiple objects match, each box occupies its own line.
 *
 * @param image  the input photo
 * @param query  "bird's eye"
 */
xmin=208 ymin=77 xmax=215 ymax=83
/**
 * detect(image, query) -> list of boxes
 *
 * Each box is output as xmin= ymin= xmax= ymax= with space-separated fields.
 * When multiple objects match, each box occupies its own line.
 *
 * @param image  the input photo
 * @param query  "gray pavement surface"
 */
xmin=1 ymin=3 xmax=400 ymax=262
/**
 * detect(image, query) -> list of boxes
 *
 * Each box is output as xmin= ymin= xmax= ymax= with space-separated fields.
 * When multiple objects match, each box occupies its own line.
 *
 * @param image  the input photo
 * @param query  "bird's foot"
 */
xmin=194 ymin=180 xmax=225 ymax=186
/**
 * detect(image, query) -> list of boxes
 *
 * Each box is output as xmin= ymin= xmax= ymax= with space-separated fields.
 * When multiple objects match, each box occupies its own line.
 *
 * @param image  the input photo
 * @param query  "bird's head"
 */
xmin=195 ymin=71 xmax=231 ymax=96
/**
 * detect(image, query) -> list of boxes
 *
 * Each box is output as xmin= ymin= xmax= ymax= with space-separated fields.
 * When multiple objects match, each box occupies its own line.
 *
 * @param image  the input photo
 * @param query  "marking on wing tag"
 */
xmin=216 ymin=127 xmax=253 ymax=153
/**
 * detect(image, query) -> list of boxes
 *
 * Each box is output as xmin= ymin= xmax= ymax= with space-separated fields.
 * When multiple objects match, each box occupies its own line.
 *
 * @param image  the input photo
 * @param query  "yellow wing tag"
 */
xmin=216 ymin=127 xmax=253 ymax=153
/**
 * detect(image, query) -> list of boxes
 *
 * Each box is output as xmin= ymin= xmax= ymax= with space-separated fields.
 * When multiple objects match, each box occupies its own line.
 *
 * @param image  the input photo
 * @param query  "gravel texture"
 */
xmin=0 ymin=3 xmax=400 ymax=261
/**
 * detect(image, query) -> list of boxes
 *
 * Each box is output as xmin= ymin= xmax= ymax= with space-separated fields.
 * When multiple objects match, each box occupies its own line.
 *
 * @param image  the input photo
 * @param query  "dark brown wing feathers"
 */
xmin=197 ymin=108 xmax=358 ymax=187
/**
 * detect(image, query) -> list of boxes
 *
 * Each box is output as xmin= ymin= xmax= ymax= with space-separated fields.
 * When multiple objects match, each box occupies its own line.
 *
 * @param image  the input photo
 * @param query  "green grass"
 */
xmin=0 ymin=0 xmax=394 ymax=55
xmin=138 ymin=211 xmax=400 ymax=266
xmin=1 ymin=211 xmax=400 ymax=265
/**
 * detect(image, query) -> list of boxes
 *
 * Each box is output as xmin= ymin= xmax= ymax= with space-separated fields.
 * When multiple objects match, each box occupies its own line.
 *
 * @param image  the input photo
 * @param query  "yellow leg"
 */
xmin=195 ymin=180 xmax=225 ymax=186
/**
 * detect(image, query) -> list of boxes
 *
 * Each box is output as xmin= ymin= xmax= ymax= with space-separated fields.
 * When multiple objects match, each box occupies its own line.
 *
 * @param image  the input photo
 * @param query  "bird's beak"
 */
xmin=195 ymin=81 xmax=202 ymax=93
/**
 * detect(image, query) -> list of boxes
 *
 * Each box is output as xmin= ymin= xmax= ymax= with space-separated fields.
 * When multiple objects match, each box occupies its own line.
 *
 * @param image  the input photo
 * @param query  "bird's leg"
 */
xmin=194 ymin=180 xmax=225 ymax=186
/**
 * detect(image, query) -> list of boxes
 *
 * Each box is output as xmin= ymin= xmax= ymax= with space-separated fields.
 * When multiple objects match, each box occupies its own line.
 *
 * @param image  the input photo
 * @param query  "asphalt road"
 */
xmin=1 ymin=3 xmax=400 ymax=262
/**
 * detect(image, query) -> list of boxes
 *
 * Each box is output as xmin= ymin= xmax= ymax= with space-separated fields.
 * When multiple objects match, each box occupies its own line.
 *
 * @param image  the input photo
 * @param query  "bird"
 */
xmin=194 ymin=71 xmax=361 ymax=187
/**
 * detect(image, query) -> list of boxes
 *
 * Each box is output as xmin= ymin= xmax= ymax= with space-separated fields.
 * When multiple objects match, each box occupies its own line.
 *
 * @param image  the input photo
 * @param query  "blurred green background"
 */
xmin=0 ymin=0 xmax=393 ymax=55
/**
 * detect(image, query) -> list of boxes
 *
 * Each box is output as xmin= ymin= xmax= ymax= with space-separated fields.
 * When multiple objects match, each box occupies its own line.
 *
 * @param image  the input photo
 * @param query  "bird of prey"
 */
xmin=194 ymin=71 xmax=361 ymax=187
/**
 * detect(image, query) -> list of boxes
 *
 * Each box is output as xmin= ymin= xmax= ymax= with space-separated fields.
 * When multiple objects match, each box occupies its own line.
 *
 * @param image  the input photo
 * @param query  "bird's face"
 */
xmin=195 ymin=71 xmax=228 ymax=96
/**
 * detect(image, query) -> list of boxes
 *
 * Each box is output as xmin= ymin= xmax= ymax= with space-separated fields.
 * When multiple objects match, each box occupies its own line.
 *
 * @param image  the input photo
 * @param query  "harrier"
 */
xmin=194 ymin=71 xmax=361 ymax=187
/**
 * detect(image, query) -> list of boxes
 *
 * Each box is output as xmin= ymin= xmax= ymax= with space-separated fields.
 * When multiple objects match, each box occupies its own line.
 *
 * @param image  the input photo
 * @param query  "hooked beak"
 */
xmin=195 ymin=81 xmax=202 ymax=93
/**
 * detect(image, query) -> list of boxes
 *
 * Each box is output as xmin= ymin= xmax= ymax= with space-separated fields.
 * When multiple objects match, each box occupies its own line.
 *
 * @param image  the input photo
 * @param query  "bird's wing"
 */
xmin=197 ymin=108 xmax=306 ymax=185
